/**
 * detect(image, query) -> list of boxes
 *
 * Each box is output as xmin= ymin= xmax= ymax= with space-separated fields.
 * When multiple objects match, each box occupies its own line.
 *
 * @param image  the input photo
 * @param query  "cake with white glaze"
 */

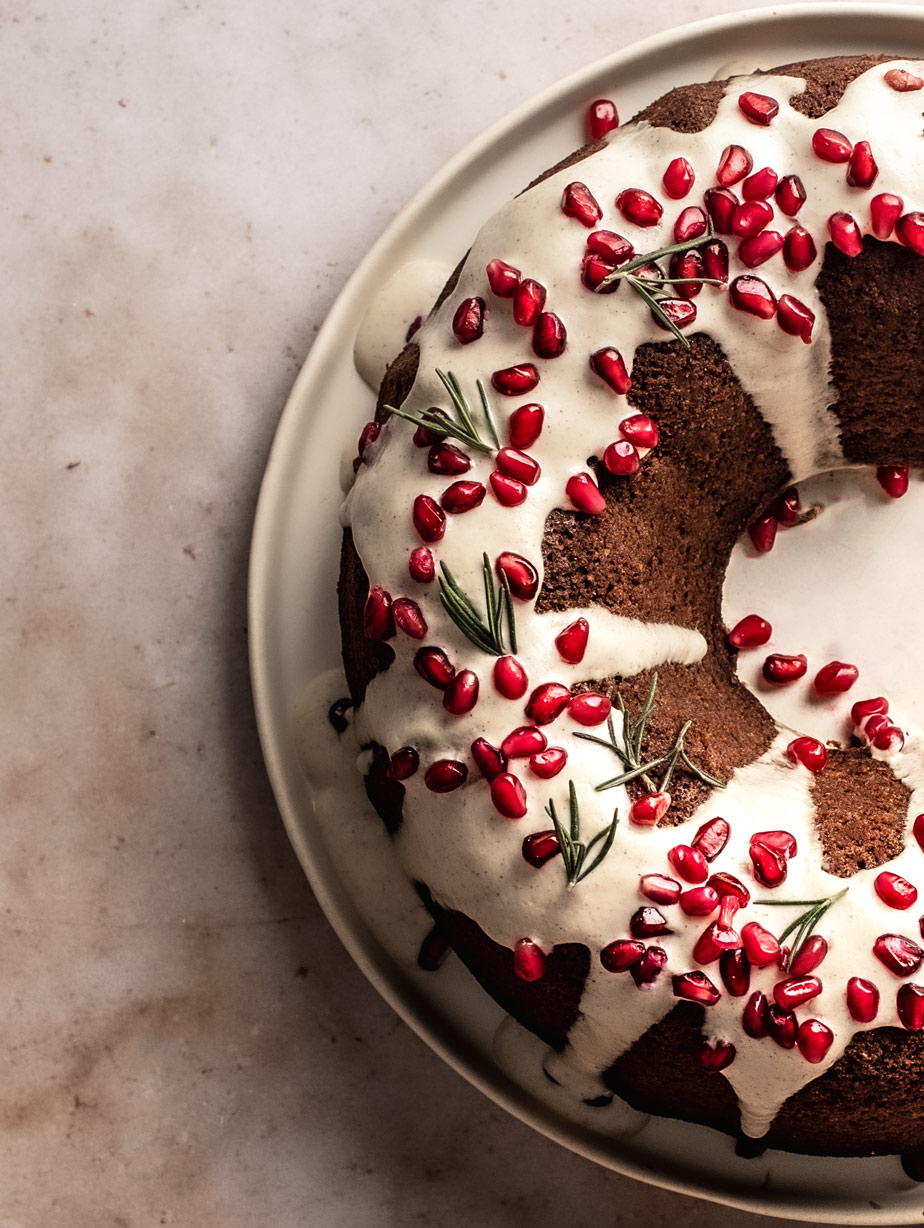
xmin=337 ymin=54 xmax=924 ymax=1160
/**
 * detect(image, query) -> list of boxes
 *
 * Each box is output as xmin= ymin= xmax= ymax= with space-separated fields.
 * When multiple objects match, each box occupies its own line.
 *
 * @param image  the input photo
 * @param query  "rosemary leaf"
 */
xmin=578 ymin=811 xmax=620 ymax=882
xmin=629 ymin=276 xmax=691 ymax=349
xmin=477 ymin=379 xmax=501 ymax=450
xmin=594 ymin=757 xmax=667 ymax=792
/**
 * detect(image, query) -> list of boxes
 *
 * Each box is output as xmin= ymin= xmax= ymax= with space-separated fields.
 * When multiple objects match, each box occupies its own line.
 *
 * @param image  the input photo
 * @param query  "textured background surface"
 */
xmin=4 ymin=1 xmax=920 ymax=1223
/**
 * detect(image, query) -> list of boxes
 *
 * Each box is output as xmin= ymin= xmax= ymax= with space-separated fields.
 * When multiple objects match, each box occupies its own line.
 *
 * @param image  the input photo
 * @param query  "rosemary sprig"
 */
xmin=594 ymin=230 xmax=723 ymax=348
xmin=573 ymin=673 xmax=726 ymax=793
xmin=438 ymin=552 xmax=516 ymax=655
xmin=385 ymin=368 xmax=499 ymax=453
xmin=546 ymin=779 xmax=619 ymax=888
xmin=757 ymin=888 xmax=849 ymax=972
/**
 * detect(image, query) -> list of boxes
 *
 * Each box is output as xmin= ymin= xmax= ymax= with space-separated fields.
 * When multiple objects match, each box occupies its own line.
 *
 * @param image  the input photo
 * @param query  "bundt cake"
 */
xmin=336 ymin=53 xmax=924 ymax=1160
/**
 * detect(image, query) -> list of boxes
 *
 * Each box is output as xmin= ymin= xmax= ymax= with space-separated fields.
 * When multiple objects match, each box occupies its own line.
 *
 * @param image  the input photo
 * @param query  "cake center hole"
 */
xmin=723 ymin=468 xmax=924 ymax=745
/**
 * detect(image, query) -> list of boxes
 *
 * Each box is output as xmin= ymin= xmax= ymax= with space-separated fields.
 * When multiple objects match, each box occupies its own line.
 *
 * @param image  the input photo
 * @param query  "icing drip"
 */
xmin=339 ymin=61 xmax=924 ymax=1141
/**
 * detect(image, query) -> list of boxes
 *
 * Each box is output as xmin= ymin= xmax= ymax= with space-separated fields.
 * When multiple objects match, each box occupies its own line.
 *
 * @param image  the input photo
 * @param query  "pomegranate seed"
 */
xmin=728 ymin=614 xmax=772 ymax=648
xmin=555 ymin=618 xmax=589 ymax=664
xmin=777 ymin=294 xmax=815 ymax=344
xmin=679 ymin=885 xmax=720 ymax=917
xmin=424 ymin=759 xmax=467 ymax=792
xmin=486 ymin=258 xmax=520 ymax=297
xmin=494 ymin=655 xmax=528 ymax=699
xmin=630 ymin=945 xmax=667 ymax=987
xmin=619 ymin=414 xmax=659 ymax=449
xmin=452 ymin=296 xmax=486 ymax=344
xmin=496 ymin=447 xmax=540 ymax=486
xmin=774 ymin=486 xmax=801 ymax=525
xmin=775 ymin=174 xmax=807 ymax=216
xmin=704 ymin=187 xmax=739 ymax=233
xmin=732 ymin=199 xmax=773 ymax=238
xmin=587 ymin=98 xmax=619 ymax=139
xmin=561 ymin=181 xmax=602 ymax=228
xmin=566 ymin=472 xmax=607 ymax=514
xmin=828 ymin=211 xmax=863 ymax=257
xmin=743 ymin=990 xmax=769 ymax=1038
xmin=846 ymin=976 xmax=879 ymax=1022
xmin=797 ymin=1019 xmax=834 ymax=1064
xmin=662 ymin=156 xmax=694 ymax=199
xmin=414 ymin=646 xmax=454 ymax=690
xmin=749 ymin=841 xmax=788 ymax=888
xmin=721 ymin=948 xmax=751 ymax=997
xmin=868 ymin=718 xmax=905 ymax=752
xmin=393 ymin=597 xmax=427 ymax=639
xmin=413 ymin=493 xmax=446 ymax=542
xmin=914 ymin=813 xmax=924 ymax=853
xmin=873 ymin=933 xmax=924 ymax=976
xmin=514 ymin=937 xmax=545 ymax=981
xmin=513 ymin=279 xmax=546 ymax=327
xmin=871 ymin=192 xmax=903 ymax=240
xmin=897 ymin=211 xmax=924 ymax=255
xmin=590 ymin=346 xmax=631 ymax=394
xmin=387 ymin=746 xmax=419 ymax=781
xmin=568 ymin=693 xmax=611 ymax=726
xmin=582 ymin=253 xmax=618 ymax=292
xmin=490 ymin=472 xmax=527 ymax=506
xmin=702 ymin=239 xmax=729 ymax=283
xmin=441 ymin=480 xmax=485 ymax=514
xmin=533 ymin=311 xmax=567 ymax=359
xmin=762 ymin=653 xmax=807 ymax=683
xmin=766 ymin=1004 xmax=798 ymax=1049
xmin=502 ymin=725 xmax=547 ymax=759
xmin=875 ymin=871 xmax=918 ymax=910
xmin=495 ymin=552 xmax=539 ymax=601
xmin=846 ymin=140 xmax=878 ymax=189
xmin=629 ymin=791 xmax=670 ymax=826
xmin=615 ymin=188 xmax=663 ymax=227
xmin=492 ymin=364 xmax=539 ymax=396
xmin=710 ymin=873 xmax=751 ymax=907
xmin=790 ymin=937 xmax=828 ymax=978
xmin=738 ymin=91 xmax=778 ymax=125
xmin=428 ymin=442 xmax=471 ymax=476
xmin=363 ymin=586 xmax=395 ymax=640
xmin=742 ymin=922 xmax=781 ymax=968
xmin=640 ymin=874 xmax=682 ymax=905
xmin=471 ymin=737 xmax=507 ymax=781
xmin=668 ymin=844 xmax=708 ymax=885
xmin=739 ymin=231 xmax=784 ymax=268
xmin=357 ymin=420 xmax=381 ymax=462
xmin=669 ymin=250 xmax=703 ymax=300
xmin=522 ymin=829 xmax=561 ymax=867
xmin=651 ymin=298 xmax=696 ymax=332
xmin=885 ymin=67 xmax=924 ymax=91
xmin=443 ymin=669 xmax=479 ymax=715
xmin=674 ymin=206 xmax=708 ymax=242
xmin=898 ymin=983 xmax=924 ymax=1031
xmin=716 ymin=144 xmax=753 ymax=187
xmin=525 ymin=682 xmax=571 ymax=726
xmin=587 ymin=230 xmax=635 ymax=263
xmin=813 ymin=128 xmax=853 ymax=162
xmin=692 ymin=817 xmax=730 ymax=861
xmin=696 ymin=1038 xmax=736 ymax=1072
xmin=630 ymin=906 xmax=671 ymax=938
xmin=491 ymin=772 xmax=528 ymax=819
xmin=528 ymin=747 xmax=567 ymax=778
xmin=878 ymin=464 xmax=910 ymax=499
xmin=730 ymin=275 xmax=777 ymax=319
xmin=417 ymin=924 xmax=451 ymax=972
xmin=852 ymin=695 xmax=889 ymax=726
xmin=787 ymin=736 xmax=828 ymax=773
xmin=812 ymin=660 xmax=858 ymax=694
xmin=600 ymin=939 xmax=645 ymax=973
xmin=693 ymin=921 xmax=741 ymax=964
xmin=672 ymin=970 xmax=720 ymax=1005
xmin=743 ymin=166 xmax=779 ymax=200
xmin=412 ymin=409 xmax=450 ymax=448
xmin=783 ymin=225 xmax=817 ymax=271
xmin=753 ymin=830 xmax=798 ymax=858
xmin=603 ymin=439 xmax=640 ymax=475
xmin=508 ymin=403 xmax=544 ymax=449
xmin=774 ymin=976 xmax=822 ymax=1010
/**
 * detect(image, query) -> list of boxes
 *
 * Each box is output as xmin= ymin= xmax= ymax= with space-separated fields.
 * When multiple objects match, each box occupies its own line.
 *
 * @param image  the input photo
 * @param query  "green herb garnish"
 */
xmin=386 ymin=368 xmax=499 ymax=453
xmin=438 ymin=553 xmax=516 ymax=656
xmin=546 ymin=779 xmax=619 ymax=888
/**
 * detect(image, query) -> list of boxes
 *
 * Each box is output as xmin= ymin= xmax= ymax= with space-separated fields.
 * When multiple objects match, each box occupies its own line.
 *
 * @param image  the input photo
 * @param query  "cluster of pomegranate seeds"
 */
xmin=514 ymin=937 xmax=546 ymax=981
xmin=851 ymin=695 xmax=905 ymax=753
xmin=586 ymin=97 xmax=619 ymax=140
xmin=877 ymin=464 xmax=910 ymax=498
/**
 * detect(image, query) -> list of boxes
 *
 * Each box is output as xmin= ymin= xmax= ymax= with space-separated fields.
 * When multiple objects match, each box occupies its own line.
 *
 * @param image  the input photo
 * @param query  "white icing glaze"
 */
xmin=337 ymin=60 xmax=924 ymax=1142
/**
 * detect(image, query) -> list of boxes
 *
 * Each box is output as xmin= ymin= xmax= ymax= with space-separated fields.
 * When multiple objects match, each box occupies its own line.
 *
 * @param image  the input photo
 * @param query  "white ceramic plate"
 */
xmin=249 ymin=7 xmax=924 ymax=1219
